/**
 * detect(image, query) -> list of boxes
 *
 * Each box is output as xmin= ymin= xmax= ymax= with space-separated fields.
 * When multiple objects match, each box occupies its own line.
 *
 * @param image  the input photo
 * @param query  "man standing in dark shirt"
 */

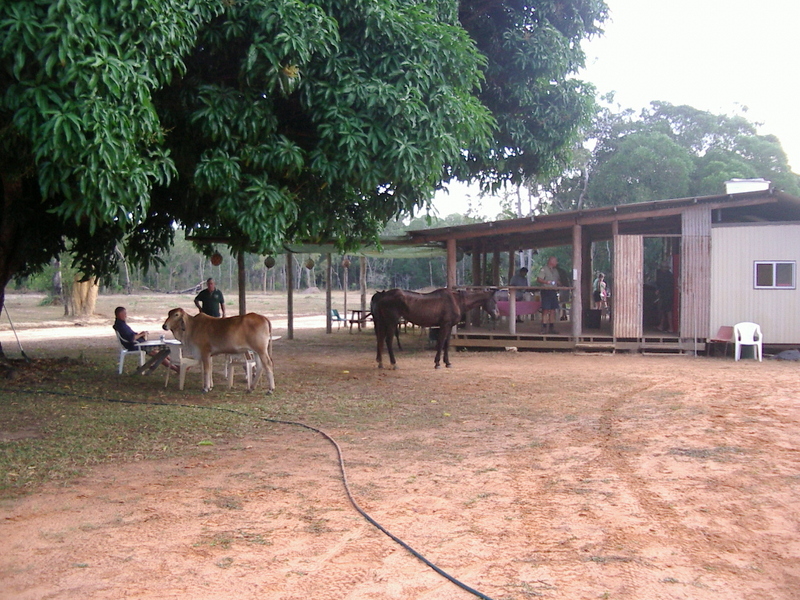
xmin=194 ymin=278 xmax=226 ymax=318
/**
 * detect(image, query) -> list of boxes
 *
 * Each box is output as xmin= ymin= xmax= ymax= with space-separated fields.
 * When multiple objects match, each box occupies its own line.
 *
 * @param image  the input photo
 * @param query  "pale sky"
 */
xmin=433 ymin=0 xmax=800 ymax=219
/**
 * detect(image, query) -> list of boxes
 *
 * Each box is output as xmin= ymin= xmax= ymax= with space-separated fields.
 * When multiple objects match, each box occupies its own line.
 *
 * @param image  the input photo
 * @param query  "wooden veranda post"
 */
xmin=343 ymin=258 xmax=348 ymax=321
xmin=360 ymin=256 xmax=367 ymax=313
xmin=571 ymin=224 xmax=582 ymax=337
xmin=446 ymin=238 xmax=457 ymax=288
xmin=472 ymin=247 xmax=481 ymax=287
xmin=237 ymin=252 xmax=246 ymax=316
xmin=286 ymin=251 xmax=294 ymax=340
xmin=325 ymin=253 xmax=332 ymax=334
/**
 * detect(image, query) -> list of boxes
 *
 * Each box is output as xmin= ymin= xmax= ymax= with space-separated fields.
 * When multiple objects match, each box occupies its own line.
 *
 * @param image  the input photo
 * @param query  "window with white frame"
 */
xmin=754 ymin=261 xmax=796 ymax=289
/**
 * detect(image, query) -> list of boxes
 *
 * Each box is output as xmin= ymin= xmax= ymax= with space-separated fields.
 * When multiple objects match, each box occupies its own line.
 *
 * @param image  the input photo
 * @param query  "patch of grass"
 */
xmin=464 ymin=492 xmax=494 ymax=507
xmin=0 ymin=359 xmax=264 ymax=496
xmin=210 ymin=494 xmax=243 ymax=510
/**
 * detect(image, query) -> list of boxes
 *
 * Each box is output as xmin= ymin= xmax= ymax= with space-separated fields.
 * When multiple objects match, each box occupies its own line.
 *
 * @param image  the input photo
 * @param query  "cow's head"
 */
xmin=162 ymin=308 xmax=188 ymax=340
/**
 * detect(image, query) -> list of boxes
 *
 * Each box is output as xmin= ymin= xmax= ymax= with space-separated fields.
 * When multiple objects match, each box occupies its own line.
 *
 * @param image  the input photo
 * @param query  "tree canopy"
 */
xmin=1 ymin=0 xmax=606 ymax=341
xmin=458 ymin=0 xmax=607 ymax=188
xmin=537 ymin=100 xmax=800 ymax=212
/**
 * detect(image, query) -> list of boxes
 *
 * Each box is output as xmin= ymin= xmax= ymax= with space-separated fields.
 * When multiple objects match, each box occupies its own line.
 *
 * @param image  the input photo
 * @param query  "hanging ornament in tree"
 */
xmin=305 ymin=258 xmax=315 ymax=269
xmin=210 ymin=252 xmax=223 ymax=266
xmin=264 ymin=256 xmax=276 ymax=269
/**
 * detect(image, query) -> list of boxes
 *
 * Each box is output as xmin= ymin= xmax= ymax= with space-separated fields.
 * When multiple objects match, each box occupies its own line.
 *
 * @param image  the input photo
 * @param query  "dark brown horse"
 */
xmin=372 ymin=288 xmax=500 ymax=369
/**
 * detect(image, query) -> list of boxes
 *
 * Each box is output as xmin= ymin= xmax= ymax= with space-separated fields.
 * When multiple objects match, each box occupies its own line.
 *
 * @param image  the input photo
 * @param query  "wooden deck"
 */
xmin=450 ymin=316 xmax=701 ymax=354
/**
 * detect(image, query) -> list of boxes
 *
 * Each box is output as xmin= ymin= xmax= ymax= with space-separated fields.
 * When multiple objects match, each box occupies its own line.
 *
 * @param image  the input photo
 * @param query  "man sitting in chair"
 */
xmin=113 ymin=306 xmax=177 ymax=373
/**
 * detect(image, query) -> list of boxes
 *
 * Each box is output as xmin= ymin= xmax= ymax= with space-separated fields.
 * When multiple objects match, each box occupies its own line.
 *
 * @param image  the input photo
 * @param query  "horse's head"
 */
xmin=484 ymin=289 xmax=501 ymax=320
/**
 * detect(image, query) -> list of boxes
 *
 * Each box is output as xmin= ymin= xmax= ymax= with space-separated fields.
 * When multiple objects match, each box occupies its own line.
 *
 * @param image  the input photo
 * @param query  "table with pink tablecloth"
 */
xmin=496 ymin=300 xmax=540 ymax=317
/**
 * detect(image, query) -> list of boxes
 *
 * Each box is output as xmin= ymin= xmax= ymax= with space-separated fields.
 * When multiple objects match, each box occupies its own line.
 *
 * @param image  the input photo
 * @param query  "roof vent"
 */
xmin=724 ymin=178 xmax=770 ymax=194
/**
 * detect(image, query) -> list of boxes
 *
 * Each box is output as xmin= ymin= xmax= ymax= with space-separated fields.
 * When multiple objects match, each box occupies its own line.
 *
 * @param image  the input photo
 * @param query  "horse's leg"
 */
xmin=434 ymin=326 xmax=445 ymax=369
xmin=385 ymin=319 xmax=398 ymax=369
xmin=375 ymin=318 xmax=385 ymax=368
xmin=443 ymin=326 xmax=454 ymax=368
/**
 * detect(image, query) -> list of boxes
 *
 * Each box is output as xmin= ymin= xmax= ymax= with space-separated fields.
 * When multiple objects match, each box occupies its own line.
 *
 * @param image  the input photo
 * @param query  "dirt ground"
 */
xmin=1 ymin=293 xmax=799 ymax=599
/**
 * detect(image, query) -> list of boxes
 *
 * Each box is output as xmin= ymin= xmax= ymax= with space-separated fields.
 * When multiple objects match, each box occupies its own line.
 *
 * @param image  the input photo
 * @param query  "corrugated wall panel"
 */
xmin=613 ymin=235 xmax=643 ymax=338
xmin=681 ymin=208 xmax=711 ymax=341
xmin=710 ymin=224 xmax=800 ymax=344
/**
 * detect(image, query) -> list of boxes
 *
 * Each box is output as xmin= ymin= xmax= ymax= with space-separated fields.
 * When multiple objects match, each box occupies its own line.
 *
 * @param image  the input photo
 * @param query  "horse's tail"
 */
xmin=370 ymin=292 xmax=385 ymax=337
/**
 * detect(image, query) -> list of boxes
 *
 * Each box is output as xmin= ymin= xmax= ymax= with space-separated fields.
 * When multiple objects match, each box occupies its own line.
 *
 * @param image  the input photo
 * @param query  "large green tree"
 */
xmin=145 ymin=0 xmax=494 ymax=259
xmin=540 ymin=100 xmax=800 ymax=212
xmin=586 ymin=102 xmax=800 ymax=206
xmin=1 ymin=0 xmax=219 ymax=349
xmin=458 ymin=0 xmax=607 ymax=188
xmin=588 ymin=131 xmax=695 ymax=205
xmin=1 ymin=0 xmax=606 ymax=354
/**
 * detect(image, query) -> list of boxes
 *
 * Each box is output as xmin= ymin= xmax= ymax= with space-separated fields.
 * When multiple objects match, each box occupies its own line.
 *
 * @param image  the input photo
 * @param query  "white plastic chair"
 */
xmin=164 ymin=345 xmax=201 ymax=390
xmin=225 ymin=352 xmax=257 ymax=389
xmin=734 ymin=322 xmax=763 ymax=362
xmin=115 ymin=330 xmax=146 ymax=374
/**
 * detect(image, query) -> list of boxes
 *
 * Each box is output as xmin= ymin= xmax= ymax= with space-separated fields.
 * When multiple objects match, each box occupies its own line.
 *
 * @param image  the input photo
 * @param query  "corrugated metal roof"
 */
xmin=405 ymin=189 xmax=800 ymax=254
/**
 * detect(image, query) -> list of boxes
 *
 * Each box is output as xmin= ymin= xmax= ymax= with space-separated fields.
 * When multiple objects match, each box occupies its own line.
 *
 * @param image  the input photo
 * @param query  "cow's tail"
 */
xmin=267 ymin=320 xmax=273 ymax=364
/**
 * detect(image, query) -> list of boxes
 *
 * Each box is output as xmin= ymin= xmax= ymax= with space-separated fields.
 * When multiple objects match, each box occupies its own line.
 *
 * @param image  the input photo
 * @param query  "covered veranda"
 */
xmin=403 ymin=188 xmax=800 ymax=353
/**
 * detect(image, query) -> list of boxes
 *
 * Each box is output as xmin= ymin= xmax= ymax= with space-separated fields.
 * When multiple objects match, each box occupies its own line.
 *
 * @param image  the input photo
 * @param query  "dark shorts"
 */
xmin=541 ymin=290 xmax=559 ymax=310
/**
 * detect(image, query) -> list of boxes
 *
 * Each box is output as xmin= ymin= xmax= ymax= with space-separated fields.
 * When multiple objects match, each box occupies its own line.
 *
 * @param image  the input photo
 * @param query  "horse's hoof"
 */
xmin=266 ymin=389 xmax=274 ymax=396
xmin=391 ymin=364 xmax=398 ymax=370
xmin=435 ymin=364 xmax=441 ymax=369
xmin=445 ymin=364 xmax=452 ymax=368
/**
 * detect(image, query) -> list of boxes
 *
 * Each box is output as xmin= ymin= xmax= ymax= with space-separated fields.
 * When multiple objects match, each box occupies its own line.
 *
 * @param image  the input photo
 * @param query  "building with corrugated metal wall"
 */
xmin=710 ymin=223 xmax=800 ymax=345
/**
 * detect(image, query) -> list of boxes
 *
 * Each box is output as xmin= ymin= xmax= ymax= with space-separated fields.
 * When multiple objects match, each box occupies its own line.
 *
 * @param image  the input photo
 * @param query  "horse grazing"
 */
xmin=372 ymin=288 xmax=500 ymax=369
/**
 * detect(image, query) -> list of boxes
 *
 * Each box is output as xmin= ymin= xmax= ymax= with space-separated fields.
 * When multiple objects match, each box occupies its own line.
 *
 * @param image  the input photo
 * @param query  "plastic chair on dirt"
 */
xmin=225 ymin=351 xmax=257 ymax=389
xmin=115 ymin=330 xmax=146 ymax=374
xmin=709 ymin=325 xmax=734 ymax=357
xmin=734 ymin=322 xmax=763 ymax=362
xmin=164 ymin=345 xmax=201 ymax=390
xmin=330 ymin=309 xmax=347 ymax=330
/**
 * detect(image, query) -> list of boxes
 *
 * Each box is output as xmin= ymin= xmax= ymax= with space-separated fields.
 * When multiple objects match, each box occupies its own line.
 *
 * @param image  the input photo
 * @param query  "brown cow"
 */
xmin=162 ymin=308 xmax=275 ymax=393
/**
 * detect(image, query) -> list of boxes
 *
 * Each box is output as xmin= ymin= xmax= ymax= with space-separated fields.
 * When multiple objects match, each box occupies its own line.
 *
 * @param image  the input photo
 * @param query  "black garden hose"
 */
xmin=4 ymin=387 xmax=497 ymax=600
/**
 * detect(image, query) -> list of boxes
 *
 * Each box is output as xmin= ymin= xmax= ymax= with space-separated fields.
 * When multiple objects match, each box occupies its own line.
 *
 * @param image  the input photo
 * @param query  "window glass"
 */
xmin=755 ymin=263 xmax=774 ymax=287
xmin=755 ymin=261 xmax=796 ymax=289
xmin=776 ymin=262 xmax=795 ymax=287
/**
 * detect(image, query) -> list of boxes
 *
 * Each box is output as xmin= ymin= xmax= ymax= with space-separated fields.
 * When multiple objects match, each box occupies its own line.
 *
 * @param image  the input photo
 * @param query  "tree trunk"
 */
xmin=115 ymin=245 xmax=131 ymax=294
xmin=0 ymin=175 xmax=25 ymax=358
xmin=71 ymin=275 xmax=99 ymax=317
